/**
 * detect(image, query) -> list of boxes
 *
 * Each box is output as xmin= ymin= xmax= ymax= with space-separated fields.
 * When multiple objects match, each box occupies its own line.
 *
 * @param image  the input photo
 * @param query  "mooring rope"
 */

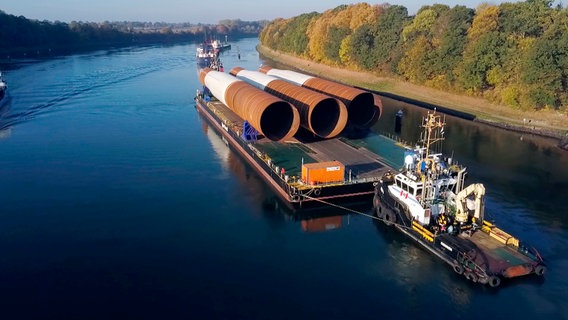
xmin=301 ymin=194 xmax=413 ymax=231
xmin=302 ymin=194 xmax=377 ymax=219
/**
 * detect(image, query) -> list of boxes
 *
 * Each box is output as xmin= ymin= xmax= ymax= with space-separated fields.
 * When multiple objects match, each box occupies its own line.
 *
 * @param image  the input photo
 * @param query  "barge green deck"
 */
xmin=197 ymin=97 xmax=405 ymax=208
xmin=207 ymin=99 xmax=402 ymax=179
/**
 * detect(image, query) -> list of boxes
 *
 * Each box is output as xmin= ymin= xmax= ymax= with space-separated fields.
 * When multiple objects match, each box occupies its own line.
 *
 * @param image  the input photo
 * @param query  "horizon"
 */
xmin=2 ymin=0 xmax=556 ymax=25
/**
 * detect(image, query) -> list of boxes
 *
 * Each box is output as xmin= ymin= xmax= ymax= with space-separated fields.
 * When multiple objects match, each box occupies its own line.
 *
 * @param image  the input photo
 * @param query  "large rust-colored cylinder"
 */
xmin=260 ymin=66 xmax=381 ymax=129
xmin=199 ymin=68 xmax=299 ymax=141
xmin=230 ymin=67 xmax=347 ymax=139
xmin=370 ymin=93 xmax=383 ymax=127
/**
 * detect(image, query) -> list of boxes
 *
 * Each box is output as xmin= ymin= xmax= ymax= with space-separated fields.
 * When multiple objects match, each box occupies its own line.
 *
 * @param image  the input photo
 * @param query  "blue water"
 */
xmin=1 ymin=38 xmax=567 ymax=319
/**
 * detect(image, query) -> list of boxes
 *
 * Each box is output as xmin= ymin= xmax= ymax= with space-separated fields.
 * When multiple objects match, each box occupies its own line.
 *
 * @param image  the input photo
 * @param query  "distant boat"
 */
xmin=196 ymin=42 xmax=217 ymax=68
xmin=0 ymin=71 xmax=7 ymax=102
xmin=211 ymin=40 xmax=231 ymax=52
xmin=212 ymin=35 xmax=231 ymax=52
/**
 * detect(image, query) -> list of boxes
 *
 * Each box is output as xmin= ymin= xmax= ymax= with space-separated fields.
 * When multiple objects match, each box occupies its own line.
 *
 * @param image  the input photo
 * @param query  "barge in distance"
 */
xmin=373 ymin=111 xmax=546 ymax=287
xmin=194 ymin=66 xmax=390 ymax=210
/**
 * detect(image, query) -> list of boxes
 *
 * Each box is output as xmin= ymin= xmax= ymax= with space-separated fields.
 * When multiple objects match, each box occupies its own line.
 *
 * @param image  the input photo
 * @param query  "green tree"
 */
xmin=397 ymin=35 xmax=434 ymax=82
xmin=458 ymin=31 xmax=505 ymax=92
xmin=372 ymin=5 xmax=409 ymax=72
xmin=520 ymin=6 xmax=567 ymax=110
xmin=278 ymin=12 xmax=319 ymax=55
xmin=350 ymin=24 xmax=377 ymax=69
xmin=499 ymin=0 xmax=553 ymax=38
xmin=325 ymin=25 xmax=350 ymax=63
xmin=457 ymin=5 xmax=503 ymax=92
xmin=397 ymin=5 xmax=450 ymax=84
xmin=435 ymin=6 xmax=474 ymax=86
xmin=305 ymin=3 xmax=379 ymax=63
xmin=401 ymin=7 xmax=437 ymax=41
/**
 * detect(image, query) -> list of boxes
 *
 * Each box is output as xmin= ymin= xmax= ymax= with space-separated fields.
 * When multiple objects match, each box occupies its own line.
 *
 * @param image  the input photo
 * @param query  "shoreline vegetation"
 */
xmin=0 ymin=10 xmax=266 ymax=60
xmin=257 ymin=45 xmax=568 ymax=143
xmin=257 ymin=2 xmax=568 ymax=146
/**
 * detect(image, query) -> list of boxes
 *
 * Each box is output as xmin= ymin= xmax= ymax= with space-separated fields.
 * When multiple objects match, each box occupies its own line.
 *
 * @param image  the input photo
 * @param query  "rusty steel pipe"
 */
xmin=199 ymin=68 xmax=300 ymax=141
xmin=230 ymin=67 xmax=347 ymax=139
xmin=260 ymin=66 xmax=382 ymax=129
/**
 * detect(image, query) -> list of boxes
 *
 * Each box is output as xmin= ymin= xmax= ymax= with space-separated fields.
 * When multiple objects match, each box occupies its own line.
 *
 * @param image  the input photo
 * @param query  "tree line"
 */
xmin=259 ymin=1 xmax=567 ymax=112
xmin=0 ymin=10 xmax=266 ymax=58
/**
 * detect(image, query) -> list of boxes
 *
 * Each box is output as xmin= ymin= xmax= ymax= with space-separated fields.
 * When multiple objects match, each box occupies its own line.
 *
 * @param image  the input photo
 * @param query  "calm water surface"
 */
xmin=0 ymin=38 xmax=567 ymax=319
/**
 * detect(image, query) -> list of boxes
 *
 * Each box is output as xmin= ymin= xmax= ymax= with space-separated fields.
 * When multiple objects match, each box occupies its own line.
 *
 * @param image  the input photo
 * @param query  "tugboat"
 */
xmin=0 ymin=71 xmax=7 ymax=102
xmin=196 ymin=36 xmax=229 ymax=69
xmin=196 ymin=42 xmax=217 ymax=68
xmin=373 ymin=111 xmax=546 ymax=287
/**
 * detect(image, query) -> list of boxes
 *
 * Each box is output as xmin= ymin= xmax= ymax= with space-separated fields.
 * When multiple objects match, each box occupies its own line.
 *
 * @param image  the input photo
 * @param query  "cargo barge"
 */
xmin=194 ymin=66 xmax=393 ymax=209
xmin=372 ymin=111 xmax=546 ymax=286
xmin=193 ymin=63 xmax=546 ymax=286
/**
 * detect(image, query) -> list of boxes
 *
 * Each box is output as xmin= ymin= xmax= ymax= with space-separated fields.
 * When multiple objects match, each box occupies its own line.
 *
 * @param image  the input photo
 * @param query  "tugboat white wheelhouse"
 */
xmin=373 ymin=111 xmax=546 ymax=287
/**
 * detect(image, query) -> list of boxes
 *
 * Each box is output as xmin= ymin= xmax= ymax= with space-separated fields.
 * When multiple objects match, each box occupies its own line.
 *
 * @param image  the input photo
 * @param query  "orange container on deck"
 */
xmin=301 ymin=161 xmax=344 ymax=184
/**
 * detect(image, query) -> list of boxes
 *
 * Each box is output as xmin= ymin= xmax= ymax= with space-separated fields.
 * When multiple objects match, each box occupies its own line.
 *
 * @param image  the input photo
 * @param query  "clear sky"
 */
xmin=0 ymin=0 xmax=557 ymax=24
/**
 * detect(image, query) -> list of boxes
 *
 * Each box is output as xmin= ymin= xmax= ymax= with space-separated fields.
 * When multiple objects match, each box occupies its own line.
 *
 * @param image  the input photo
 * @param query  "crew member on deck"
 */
xmin=437 ymin=212 xmax=448 ymax=232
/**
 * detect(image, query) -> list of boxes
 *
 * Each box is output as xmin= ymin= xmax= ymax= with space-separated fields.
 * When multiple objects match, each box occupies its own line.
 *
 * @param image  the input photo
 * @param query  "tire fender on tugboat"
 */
xmin=488 ymin=275 xmax=501 ymax=287
xmin=453 ymin=263 xmax=464 ymax=275
xmin=373 ymin=195 xmax=384 ymax=219
xmin=313 ymin=188 xmax=321 ymax=196
xmin=383 ymin=209 xmax=397 ymax=226
xmin=534 ymin=264 xmax=547 ymax=276
xmin=465 ymin=271 xmax=478 ymax=283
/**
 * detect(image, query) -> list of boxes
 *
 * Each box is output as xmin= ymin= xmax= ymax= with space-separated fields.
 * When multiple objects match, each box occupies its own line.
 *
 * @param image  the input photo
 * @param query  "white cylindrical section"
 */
xmin=264 ymin=68 xmax=314 ymax=86
xmin=203 ymin=71 xmax=241 ymax=106
xmin=234 ymin=70 xmax=274 ymax=90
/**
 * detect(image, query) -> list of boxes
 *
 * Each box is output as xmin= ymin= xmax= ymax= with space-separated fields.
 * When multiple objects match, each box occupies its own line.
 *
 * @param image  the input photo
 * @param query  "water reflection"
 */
xmin=201 ymin=119 xmax=231 ymax=172
xmin=198 ymin=113 xmax=351 ymax=232
xmin=369 ymin=217 xmax=478 ymax=313
xmin=300 ymin=214 xmax=342 ymax=232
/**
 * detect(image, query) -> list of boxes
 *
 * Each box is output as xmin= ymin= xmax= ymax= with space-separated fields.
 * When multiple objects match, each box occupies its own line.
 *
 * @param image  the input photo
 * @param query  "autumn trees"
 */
xmin=259 ymin=1 xmax=567 ymax=111
xmin=0 ymin=11 xmax=266 ymax=58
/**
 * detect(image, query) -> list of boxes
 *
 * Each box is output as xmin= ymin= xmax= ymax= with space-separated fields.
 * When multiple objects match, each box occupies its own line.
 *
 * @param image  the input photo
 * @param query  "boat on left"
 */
xmin=0 ymin=71 xmax=7 ymax=102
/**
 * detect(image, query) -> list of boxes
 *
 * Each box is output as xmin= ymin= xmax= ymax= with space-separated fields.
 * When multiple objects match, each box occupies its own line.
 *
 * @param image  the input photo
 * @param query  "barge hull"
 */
xmin=194 ymin=96 xmax=388 ymax=210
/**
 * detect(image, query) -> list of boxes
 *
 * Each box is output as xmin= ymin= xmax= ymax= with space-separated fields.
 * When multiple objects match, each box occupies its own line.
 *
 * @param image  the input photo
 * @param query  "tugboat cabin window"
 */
xmin=396 ymin=180 xmax=402 ymax=188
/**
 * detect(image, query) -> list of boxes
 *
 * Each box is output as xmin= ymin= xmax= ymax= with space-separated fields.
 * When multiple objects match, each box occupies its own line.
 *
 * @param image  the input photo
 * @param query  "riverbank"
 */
xmin=257 ymin=45 xmax=568 ymax=142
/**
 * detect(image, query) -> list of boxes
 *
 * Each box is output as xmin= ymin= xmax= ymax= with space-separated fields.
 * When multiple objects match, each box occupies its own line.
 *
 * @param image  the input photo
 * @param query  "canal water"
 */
xmin=0 ymin=38 xmax=567 ymax=319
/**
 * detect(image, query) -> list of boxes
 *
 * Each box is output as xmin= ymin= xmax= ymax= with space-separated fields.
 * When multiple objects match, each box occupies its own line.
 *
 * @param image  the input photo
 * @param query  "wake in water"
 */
xmin=0 ymin=46 xmax=192 ymax=131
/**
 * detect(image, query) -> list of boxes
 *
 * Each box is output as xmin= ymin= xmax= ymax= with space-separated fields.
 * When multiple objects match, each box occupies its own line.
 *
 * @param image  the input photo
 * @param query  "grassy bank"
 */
xmin=258 ymin=45 xmax=568 ymax=140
